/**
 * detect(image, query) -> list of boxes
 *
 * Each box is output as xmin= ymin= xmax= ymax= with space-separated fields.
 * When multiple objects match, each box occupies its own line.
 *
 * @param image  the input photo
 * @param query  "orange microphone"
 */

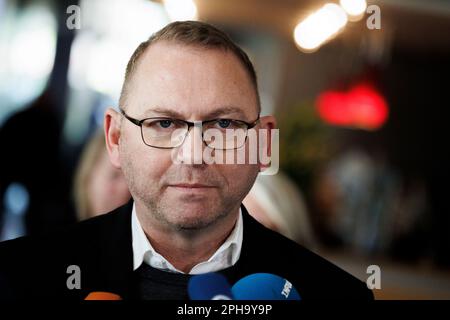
xmin=84 ymin=292 xmax=122 ymax=300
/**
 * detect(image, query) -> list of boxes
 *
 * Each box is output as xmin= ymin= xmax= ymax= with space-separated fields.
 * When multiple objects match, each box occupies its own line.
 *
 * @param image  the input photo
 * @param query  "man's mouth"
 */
xmin=167 ymin=183 xmax=217 ymax=196
xmin=169 ymin=183 xmax=216 ymax=188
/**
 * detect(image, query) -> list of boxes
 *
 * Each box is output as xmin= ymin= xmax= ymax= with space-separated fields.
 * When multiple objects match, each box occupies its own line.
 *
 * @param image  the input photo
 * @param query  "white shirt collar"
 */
xmin=132 ymin=202 xmax=243 ymax=274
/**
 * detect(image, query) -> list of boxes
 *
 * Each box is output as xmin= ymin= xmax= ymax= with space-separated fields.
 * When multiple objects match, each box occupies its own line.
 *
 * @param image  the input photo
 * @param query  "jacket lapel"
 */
xmin=92 ymin=200 xmax=135 ymax=299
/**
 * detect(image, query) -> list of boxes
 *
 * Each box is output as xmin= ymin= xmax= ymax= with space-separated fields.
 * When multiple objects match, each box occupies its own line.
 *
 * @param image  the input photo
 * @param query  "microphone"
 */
xmin=188 ymin=273 xmax=234 ymax=300
xmin=84 ymin=292 xmax=123 ymax=300
xmin=231 ymin=273 xmax=301 ymax=300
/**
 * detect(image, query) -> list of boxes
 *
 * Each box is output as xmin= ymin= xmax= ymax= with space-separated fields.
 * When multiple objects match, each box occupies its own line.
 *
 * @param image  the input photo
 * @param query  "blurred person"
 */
xmin=313 ymin=148 xmax=405 ymax=255
xmin=0 ymin=90 xmax=75 ymax=238
xmin=74 ymin=129 xmax=131 ymax=221
xmin=0 ymin=21 xmax=373 ymax=300
xmin=243 ymin=171 xmax=317 ymax=248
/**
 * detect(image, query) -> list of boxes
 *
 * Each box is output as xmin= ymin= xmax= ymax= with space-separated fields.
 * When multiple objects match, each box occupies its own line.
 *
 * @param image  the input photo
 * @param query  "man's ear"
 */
xmin=258 ymin=115 xmax=277 ymax=171
xmin=104 ymin=108 xmax=122 ymax=169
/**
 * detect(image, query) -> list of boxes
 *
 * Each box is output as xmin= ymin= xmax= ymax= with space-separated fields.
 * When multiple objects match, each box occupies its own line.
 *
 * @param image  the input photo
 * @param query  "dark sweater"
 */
xmin=0 ymin=201 xmax=374 ymax=300
xmin=133 ymin=263 xmax=191 ymax=300
xmin=133 ymin=261 xmax=249 ymax=300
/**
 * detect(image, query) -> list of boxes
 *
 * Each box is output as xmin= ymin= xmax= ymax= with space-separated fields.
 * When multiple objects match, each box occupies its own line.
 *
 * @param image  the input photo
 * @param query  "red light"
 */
xmin=316 ymin=84 xmax=388 ymax=130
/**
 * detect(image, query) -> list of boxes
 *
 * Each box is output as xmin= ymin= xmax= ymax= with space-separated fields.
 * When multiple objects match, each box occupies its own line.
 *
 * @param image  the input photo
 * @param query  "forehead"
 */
xmin=125 ymin=41 xmax=258 ymax=120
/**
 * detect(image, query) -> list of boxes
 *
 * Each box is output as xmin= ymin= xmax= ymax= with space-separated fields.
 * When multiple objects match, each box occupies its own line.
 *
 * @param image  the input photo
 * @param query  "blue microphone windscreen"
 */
xmin=188 ymin=272 xmax=234 ymax=300
xmin=232 ymin=273 xmax=301 ymax=300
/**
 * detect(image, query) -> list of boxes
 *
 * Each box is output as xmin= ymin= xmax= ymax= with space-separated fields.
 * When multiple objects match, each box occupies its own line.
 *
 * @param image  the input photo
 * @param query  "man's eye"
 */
xmin=216 ymin=119 xmax=232 ymax=128
xmin=158 ymin=120 xmax=173 ymax=128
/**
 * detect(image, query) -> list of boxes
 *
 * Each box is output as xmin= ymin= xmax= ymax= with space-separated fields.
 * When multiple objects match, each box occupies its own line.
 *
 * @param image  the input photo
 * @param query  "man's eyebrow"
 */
xmin=143 ymin=106 xmax=250 ymax=120
xmin=143 ymin=108 xmax=184 ymax=119
xmin=203 ymin=106 xmax=248 ymax=120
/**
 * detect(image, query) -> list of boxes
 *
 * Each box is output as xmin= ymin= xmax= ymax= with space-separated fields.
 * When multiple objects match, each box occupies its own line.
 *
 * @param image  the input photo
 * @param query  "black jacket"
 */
xmin=0 ymin=201 xmax=373 ymax=300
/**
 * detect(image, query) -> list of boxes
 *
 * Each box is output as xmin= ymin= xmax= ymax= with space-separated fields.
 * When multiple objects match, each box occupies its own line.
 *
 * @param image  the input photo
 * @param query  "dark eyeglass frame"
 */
xmin=118 ymin=107 xmax=260 ymax=150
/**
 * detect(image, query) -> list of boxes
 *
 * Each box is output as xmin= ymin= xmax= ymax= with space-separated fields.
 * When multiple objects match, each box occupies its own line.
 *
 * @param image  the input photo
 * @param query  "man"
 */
xmin=0 ymin=21 xmax=373 ymax=300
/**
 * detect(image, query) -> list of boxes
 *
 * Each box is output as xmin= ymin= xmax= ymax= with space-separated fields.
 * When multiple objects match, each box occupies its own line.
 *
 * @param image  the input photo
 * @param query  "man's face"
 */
xmin=107 ymin=41 xmax=266 ymax=230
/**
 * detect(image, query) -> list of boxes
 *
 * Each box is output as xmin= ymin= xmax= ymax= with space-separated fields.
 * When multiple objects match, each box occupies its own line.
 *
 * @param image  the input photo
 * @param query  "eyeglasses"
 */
xmin=119 ymin=108 xmax=260 ymax=150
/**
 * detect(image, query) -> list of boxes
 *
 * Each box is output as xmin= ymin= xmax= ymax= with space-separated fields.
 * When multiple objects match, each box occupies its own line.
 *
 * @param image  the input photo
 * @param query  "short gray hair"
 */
xmin=119 ymin=20 xmax=260 ymax=112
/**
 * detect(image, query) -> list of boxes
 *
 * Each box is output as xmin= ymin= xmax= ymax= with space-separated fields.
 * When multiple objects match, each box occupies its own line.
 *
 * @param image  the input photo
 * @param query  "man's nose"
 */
xmin=174 ymin=122 xmax=204 ymax=165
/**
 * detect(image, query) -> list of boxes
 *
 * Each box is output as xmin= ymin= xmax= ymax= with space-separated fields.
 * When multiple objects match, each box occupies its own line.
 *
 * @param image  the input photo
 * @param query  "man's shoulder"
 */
xmin=0 ymin=203 xmax=133 ymax=299
xmin=0 ymin=203 xmax=130 ymax=252
xmin=0 ymin=202 xmax=133 ymax=275
xmin=241 ymin=213 xmax=373 ymax=299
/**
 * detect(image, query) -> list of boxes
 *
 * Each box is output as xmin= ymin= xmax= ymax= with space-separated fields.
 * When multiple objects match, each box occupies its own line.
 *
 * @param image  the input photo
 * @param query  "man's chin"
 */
xmin=168 ymin=215 xmax=218 ymax=231
xmin=164 ymin=205 xmax=223 ymax=230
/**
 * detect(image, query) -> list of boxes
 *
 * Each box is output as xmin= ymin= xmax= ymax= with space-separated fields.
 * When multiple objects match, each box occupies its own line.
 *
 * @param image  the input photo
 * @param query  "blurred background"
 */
xmin=1 ymin=0 xmax=449 ymax=299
